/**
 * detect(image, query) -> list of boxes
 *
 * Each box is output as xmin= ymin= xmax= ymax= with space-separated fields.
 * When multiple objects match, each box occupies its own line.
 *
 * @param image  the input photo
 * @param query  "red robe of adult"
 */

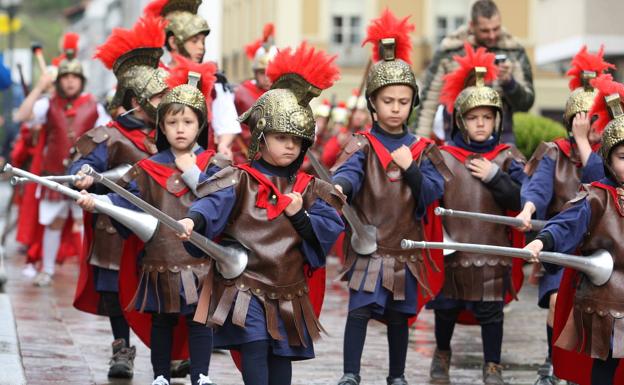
xmin=13 ymin=93 xmax=99 ymax=264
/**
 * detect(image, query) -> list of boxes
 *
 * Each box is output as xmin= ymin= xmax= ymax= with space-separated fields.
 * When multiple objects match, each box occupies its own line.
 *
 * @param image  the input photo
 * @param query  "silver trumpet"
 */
xmin=81 ymin=164 xmax=247 ymax=279
xmin=3 ymin=163 xmax=158 ymax=242
xmin=306 ymin=150 xmax=377 ymax=255
xmin=10 ymin=163 xmax=132 ymax=186
xmin=400 ymin=239 xmax=613 ymax=286
xmin=11 ymin=174 xmax=84 ymax=186
xmin=435 ymin=207 xmax=548 ymax=231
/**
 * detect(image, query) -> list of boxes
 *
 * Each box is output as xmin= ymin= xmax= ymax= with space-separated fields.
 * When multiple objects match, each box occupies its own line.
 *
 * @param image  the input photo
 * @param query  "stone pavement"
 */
xmin=0 ymin=182 xmax=549 ymax=385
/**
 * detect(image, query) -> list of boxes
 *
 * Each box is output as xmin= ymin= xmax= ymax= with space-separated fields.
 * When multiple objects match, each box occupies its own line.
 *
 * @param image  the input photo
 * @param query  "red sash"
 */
xmin=360 ymin=132 xmax=433 ymax=181
xmin=235 ymin=163 xmax=313 ymax=220
xmin=107 ymin=121 xmax=157 ymax=155
xmin=137 ymin=150 xmax=215 ymax=197
xmin=439 ymin=143 xmax=510 ymax=163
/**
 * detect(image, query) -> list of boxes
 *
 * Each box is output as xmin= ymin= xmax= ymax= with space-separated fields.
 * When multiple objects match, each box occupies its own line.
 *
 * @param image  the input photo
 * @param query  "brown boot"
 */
xmin=483 ymin=362 xmax=504 ymax=385
xmin=108 ymin=338 xmax=135 ymax=378
xmin=429 ymin=349 xmax=451 ymax=383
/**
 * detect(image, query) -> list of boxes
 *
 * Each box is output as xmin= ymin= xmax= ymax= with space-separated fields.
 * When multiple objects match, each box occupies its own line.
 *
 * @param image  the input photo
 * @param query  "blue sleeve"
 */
xmin=581 ymin=153 xmax=604 ymax=183
xmin=0 ymin=54 xmax=11 ymax=90
xmin=331 ymin=150 xmax=366 ymax=199
xmin=508 ymin=159 xmax=528 ymax=185
xmin=541 ymin=199 xmax=591 ymax=254
xmin=200 ymin=164 xmax=222 ymax=183
xmin=68 ymin=142 xmax=109 ymax=175
xmin=184 ymin=186 xmax=237 ymax=257
xmin=521 ymin=157 xmax=555 ymax=220
xmin=414 ymin=159 xmax=445 ymax=218
xmin=301 ymin=199 xmax=345 ymax=269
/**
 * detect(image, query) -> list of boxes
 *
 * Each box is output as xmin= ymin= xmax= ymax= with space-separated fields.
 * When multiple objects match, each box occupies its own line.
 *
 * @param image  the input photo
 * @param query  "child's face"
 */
xmin=162 ymin=106 xmax=200 ymax=152
xmin=609 ymin=144 xmax=624 ymax=183
xmin=371 ymin=85 xmax=413 ymax=132
xmin=463 ymin=106 xmax=496 ymax=142
xmin=260 ymin=132 xmax=303 ymax=167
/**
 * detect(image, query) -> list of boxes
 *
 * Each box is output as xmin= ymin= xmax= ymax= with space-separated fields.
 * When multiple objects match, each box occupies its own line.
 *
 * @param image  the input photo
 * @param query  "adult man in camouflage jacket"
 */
xmin=415 ymin=0 xmax=534 ymax=144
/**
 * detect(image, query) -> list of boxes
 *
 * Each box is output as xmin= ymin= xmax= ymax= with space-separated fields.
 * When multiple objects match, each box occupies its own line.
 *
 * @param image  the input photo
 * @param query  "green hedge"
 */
xmin=513 ymin=112 xmax=567 ymax=159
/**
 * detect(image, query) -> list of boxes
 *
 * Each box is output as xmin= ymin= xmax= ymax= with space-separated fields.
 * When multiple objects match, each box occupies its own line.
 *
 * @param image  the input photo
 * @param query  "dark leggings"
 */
xmin=591 ymin=355 xmax=620 ymax=385
xmin=100 ymin=291 xmax=130 ymax=346
xmin=151 ymin=313 xmax=213 ymax=384
xmin=343 ymin=306 xmax=409 ymax=378
xmin=434 ymin=302 xmax=504 ymax=364
xmin=240 ymin=340 xmax=292 ymax=385
xmin=109 ymin=315 xmax=130 ymax=345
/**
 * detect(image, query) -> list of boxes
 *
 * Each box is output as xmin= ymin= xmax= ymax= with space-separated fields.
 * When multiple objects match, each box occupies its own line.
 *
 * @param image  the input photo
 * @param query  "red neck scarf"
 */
xmin=138 ymin=150 xmax=215 ymax=197
xmin=440 ymin=143 xmax=510 ymax=163
xmin=591 ymin=181 xmax=624 ymax=217
xmin=360 ymin=131 xmax=433 ymax=170
xmin=236 ymin=163 xmax=313 ymax=220
xmin=108 ymin=121 xmax=157 ymax=155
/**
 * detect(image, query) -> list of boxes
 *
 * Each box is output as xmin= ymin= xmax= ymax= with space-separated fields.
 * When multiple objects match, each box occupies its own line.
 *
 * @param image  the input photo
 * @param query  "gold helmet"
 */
xmin=156 ymin=53 xmax=217 ymax=151
xmin=588 ymin=75 xmax=624 ymax=162
xmin=240 ymin=42 xmax=339 ymax=168
xmin=245 ymin=23 xmax=277 ymax=71
xmin=55 ymin=32 xmax=85 ymax=95
xmin=94 ymin=16 xmax=169 ymax=121
xmin=56 ymin=33 xmax=82 ymax=77
xmin=362 ymin=9 xmax=418 ymax=106
xmin=439 ymin=42 xmax=502 ymax=142
xmin=144 ymin=0 xmax=210 ymax=56
xmin=563 ymin=45 xmax=615 ymax=129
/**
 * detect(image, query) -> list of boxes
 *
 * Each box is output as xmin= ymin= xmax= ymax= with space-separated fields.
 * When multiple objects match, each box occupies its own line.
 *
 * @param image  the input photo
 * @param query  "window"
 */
xmin=328 ymin=0 xmax=366 ymax=66
xmin=332 ymin=16 xmax=343 ymax=44
xmin=435 ymin=15 xmax=466 ymax=44
xmin=332 ymin=15 xmax=362 ymax=46
xmin=349 ymin=16 xmax=361 ymax=44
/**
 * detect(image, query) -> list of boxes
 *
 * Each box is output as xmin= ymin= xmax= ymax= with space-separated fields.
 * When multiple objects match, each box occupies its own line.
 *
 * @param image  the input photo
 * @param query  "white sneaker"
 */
xmin=33 ymin=272 xmax=52 ymax=287
xmin=151 ymin=375 xmax=169 ymax=385
xmin=22 ymin=263 xmax=37 ymax=278
xmin=198 ymin=373 xmax=216 ymax=384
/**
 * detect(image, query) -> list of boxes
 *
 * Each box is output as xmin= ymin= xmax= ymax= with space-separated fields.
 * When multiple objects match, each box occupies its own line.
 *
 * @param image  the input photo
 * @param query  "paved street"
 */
xmin=0 ymin=180 xmax=548 ymax=385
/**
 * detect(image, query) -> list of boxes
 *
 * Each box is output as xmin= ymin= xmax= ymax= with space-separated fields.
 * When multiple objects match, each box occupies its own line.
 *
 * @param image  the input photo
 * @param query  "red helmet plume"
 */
xmin=167 ymin=53 xmax=217 ymax=99
xmin=143 ymin=0 xmax=168 ymax=17
xmin=266 ymin=41 xmax=339 ymax=90
xmin=62 ymin=32 xmax=79 ymax=55
xmin=362 ymin=8 xmax=414 ymax=64
xmin=589 ymin=74 xmax=624 ymax=134
xmin=94 ymin=16 xmax=167 ymax=70
xmin=567 ymin=45 xmax=615 ymax=91
xmin=245 ymin=23 xmax=275 ymax=60
xmin=439 ymin=42 xmax=498 ymax=112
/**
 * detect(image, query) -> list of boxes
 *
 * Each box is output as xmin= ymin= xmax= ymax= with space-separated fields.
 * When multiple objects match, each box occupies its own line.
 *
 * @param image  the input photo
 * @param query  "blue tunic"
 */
xmin=187 ymin=160 xmax=344 ymax=359
xmin=107 ymin=147 xmax=218 ymax=314
xmin=520 ymin=140 xmax=603 ymax=307
xmin=332 ymin=124 xmax=445 ymax=317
